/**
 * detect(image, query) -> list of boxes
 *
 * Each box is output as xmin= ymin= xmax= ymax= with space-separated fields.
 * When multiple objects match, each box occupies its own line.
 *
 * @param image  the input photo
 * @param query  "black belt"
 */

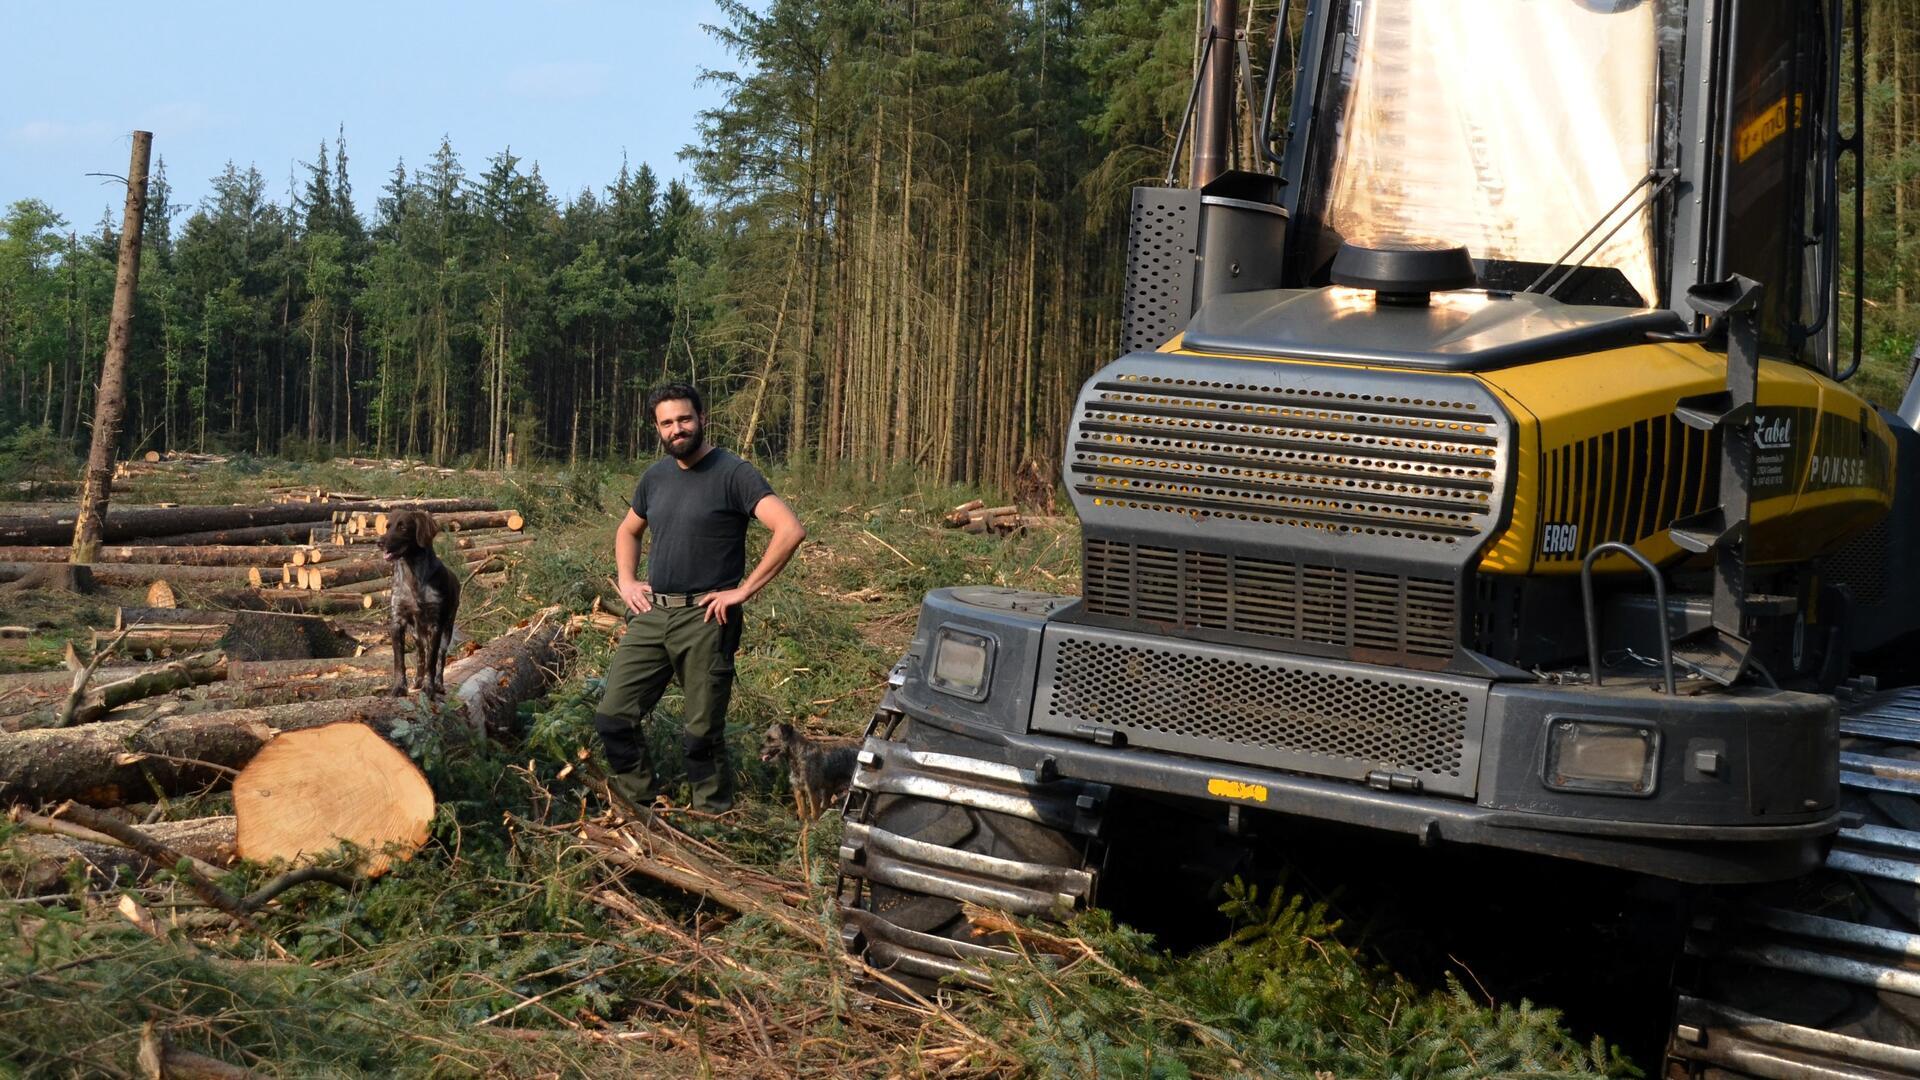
xmin=651 ymin=591 xmax=711 ymax=608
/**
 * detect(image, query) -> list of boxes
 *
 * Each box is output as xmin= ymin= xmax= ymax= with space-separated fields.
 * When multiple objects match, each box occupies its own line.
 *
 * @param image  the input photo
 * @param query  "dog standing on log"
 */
xmin=382 ymin=509 xmax=460 ymax=697
xmin=760 ymin=721 xmax=859 ymax=821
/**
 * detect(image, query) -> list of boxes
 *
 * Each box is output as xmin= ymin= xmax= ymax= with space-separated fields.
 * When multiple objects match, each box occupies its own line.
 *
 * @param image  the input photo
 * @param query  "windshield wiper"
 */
xmin=1524 ymin=168 xmax=1676 ymax=298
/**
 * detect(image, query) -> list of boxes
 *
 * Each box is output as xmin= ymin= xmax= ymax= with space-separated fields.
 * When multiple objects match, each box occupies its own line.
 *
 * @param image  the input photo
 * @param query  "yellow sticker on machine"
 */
xmin=1736 ymin=94 xmax=1804 ymax=163
xmin=1207 ymin=778 xmax=1268 ymax=803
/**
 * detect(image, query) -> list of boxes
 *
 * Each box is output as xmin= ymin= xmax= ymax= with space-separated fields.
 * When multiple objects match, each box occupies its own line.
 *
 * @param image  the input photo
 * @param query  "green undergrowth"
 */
xmin=2 ymin=461 xmax=1630 ymax=1077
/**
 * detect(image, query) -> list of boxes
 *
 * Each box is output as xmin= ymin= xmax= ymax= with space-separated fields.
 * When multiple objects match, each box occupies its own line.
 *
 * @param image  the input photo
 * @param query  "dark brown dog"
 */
xmin=760 ymin=721 xmax=860 ymax=821
xmin=382 ymin=509 xmax=460 ymax=697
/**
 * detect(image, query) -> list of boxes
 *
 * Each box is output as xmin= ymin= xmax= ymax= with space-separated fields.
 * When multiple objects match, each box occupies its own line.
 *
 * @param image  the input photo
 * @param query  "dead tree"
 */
xmin=69 ymin=130 xmax=153 ymax=573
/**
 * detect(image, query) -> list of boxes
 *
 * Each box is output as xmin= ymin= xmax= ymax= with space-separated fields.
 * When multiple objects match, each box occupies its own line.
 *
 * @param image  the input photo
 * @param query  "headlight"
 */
xmin=1544 ymin=718 xmax=1658 ymax=796
xmin=928 ymin=626 xmax=994 ymax=701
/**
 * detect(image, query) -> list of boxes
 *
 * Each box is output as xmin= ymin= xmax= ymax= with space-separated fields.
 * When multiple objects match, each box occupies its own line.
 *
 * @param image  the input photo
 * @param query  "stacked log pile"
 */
xmin=0 ymin=496 xmax=527 ymax=604
xmin=112 ymin=450 xmax=230 ymax=480
xmin=1 ymin=612 xmax=573 ymax=891
xmin=940 ymin=498 xmax=1025 ymax=536
xmin=0 ymin=490 xmax=559 ymax=892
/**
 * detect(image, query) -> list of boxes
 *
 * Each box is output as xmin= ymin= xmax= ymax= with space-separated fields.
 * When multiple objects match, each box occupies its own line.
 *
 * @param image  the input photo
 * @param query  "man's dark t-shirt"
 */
xmin=630 ymin=448 xmax=776 ymax=594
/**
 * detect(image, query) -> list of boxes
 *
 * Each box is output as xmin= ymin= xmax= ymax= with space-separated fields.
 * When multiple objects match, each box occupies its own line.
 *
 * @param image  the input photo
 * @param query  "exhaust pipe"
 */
xmin=1190 ymin=0 xmax=1237 ymax=190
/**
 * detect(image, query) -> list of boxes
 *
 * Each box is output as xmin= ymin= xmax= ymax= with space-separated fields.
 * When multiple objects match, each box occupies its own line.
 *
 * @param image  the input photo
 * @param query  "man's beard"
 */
xmin=662 ymin=425 xmax=706 ymax=460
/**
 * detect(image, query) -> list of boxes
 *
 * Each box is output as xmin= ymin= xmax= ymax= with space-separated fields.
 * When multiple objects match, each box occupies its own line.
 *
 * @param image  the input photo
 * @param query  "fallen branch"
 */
xmin=56 ymin=627 xmax=134 ymax=727
xmin=51 ymin=801 xmax=270 ymax=941
xmin=64 ymin=651 xmax=229 ymax=726
xmin=239 ymin=865 xmax=357 ymax=913
xmin=138 ymin=1020 xmax=265 ymax=1080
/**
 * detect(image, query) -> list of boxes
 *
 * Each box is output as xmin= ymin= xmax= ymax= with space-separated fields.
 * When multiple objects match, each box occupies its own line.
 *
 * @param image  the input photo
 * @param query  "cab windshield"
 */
xmin=1306 ymin=0 xmax=1669 ymax=308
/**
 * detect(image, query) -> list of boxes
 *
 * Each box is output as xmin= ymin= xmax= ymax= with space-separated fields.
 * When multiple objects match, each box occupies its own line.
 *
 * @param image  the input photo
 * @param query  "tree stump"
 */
xmin=233 ymin=722 xmax=434 ymax=876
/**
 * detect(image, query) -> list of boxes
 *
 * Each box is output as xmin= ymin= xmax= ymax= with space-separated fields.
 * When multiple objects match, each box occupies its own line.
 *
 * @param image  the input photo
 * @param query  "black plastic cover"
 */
xmin=1181 ymin=288 xmax=1685 ymax=372
xmin=1330 ymin=239 xmax=1477 ymax=300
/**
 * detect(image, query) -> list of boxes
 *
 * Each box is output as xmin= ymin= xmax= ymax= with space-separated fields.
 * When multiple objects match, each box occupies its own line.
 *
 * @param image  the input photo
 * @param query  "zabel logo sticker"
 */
xmin=1754 ymin=414 xmax=1793 ymax=450
xmin=1207 ymin=778 xmax=1268 ymax=803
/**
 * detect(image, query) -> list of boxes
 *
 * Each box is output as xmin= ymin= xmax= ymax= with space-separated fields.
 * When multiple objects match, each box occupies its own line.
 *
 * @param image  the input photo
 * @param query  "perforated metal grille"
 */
xmin=1820 ymin=517 xmax=1890 ymax=605
xmin=1043 ymin=635 xmax=1473 ymax=786
xmin=1121 ymin=189 xmax=1198 ymax=353
xmin=1083 ymin=538 xmax=1457 ymax=663
xmin=1070 ymin=372 xmax=1500 ymax=546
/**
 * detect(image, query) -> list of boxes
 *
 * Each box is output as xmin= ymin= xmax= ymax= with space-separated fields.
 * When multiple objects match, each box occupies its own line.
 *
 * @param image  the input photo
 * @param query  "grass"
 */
xmin=0 ymin=459 xmax=1629 ymax=1078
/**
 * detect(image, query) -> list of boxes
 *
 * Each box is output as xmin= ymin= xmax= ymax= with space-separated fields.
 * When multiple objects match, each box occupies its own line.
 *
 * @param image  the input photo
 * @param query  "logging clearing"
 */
xmin=0 ymin=458 xmax=1618 ymax=1078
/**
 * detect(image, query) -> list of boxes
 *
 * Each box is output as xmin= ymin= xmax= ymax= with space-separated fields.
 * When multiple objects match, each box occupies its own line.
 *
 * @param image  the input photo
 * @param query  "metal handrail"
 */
xmin=1163 ymin=31 xmax=1219 ymax=187
xmin=1580 ymin=542 xmax=1677 ymax=695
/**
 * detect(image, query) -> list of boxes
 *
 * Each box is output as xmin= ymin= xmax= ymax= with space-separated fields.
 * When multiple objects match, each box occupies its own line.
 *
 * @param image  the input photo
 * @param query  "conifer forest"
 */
xmin=5 ymin=1 xmax=1919 ymax=484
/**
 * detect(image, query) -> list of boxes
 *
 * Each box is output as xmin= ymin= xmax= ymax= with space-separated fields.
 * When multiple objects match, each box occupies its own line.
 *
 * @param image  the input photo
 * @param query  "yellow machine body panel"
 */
xmin=1164 ymin=338 xmax=1895 ymax=577
xmin=1480 ymin=342 xmax=1894 ymax=574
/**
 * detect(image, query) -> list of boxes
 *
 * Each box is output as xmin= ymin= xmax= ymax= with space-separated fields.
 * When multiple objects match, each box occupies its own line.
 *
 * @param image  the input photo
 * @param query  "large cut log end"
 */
xmin=146 ymin=579 xmax=177 ymax=608
xmin=233 ymin=721 xmax=433 ymax=876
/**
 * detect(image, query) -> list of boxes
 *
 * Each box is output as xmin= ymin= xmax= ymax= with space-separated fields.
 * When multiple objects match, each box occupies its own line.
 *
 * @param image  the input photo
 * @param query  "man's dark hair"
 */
xmin=647 ymin=383 xmax=704 ymax=417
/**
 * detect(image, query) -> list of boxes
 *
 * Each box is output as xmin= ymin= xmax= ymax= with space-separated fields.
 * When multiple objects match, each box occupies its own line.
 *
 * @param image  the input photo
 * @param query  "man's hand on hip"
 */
xmin=618 ymin=578 xmax=655 ymax=614
xmin=701 ymin=586 xmax=750 ymax=624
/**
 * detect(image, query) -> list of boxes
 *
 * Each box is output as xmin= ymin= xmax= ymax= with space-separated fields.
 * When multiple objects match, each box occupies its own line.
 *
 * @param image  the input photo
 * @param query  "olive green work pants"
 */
xmin=592 ymin=602 xmax=743 ymax=812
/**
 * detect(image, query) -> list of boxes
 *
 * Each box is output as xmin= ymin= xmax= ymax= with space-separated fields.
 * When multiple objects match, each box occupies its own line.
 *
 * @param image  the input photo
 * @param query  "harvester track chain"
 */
xmin=1668 ymin=688 xmax=1920 ymax=1079
xmin=836 ymin=731 xmax=1106 ymax=989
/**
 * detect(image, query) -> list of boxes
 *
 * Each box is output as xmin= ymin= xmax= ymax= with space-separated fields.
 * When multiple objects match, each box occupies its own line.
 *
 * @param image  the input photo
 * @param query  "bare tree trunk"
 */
xmin=70 ymin=131 xmax=153 ymax=568
xmin=742 ymin=229 xmax=805 ymax=453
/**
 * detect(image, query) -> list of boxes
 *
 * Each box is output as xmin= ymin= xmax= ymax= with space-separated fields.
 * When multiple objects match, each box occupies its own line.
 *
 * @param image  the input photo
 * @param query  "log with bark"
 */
xmin=98 ymin=609 xmax=354 ymax=663
xmin=97 ymin=625 xmax=227 ymax=654
xmin=5 ymin=813 xmax=235 ymax=893
xmin=0 ymin=562 xmax=260 ymax=587
xmin=0 ymin=616 xmax=569 ymax=805
xmin=237 ymin=588 xmax=378 ymax=614
xmin=60 ymin=651 xmax=229 ymax=727
xmin=297 ymin=559 xmax=389 ymax=591
xmin=0 ymin=544 xmax=309 ymax=566
xmin=1 ymin=654 xmax=392 ymax=720
xmin=0 ymin=498 xmax=500 ymax=546
xmin=142 ymin=521 xmax=332 ymax=547
xmin=435 ymin=510 xmax=524 ymax=532
xmin=0 ymin=645 xmax=389 ymax=707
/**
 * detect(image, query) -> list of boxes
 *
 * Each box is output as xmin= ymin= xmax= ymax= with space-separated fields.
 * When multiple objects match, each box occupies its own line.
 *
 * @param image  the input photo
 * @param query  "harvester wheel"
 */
xmin=863 ymin=792 xmax=1089 ymax=947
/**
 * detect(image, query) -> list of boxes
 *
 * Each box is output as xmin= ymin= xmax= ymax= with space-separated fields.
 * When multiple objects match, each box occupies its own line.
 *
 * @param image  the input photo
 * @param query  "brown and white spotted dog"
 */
xmin=381 ymin=509 xmax=461 ymax=697
xmin=760 ymin=721 xmax=860 ymax=821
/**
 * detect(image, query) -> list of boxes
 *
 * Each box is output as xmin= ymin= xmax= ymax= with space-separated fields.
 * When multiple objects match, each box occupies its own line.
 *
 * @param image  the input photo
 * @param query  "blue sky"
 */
xmin=0 ymin=1 xmax=733 ymax=232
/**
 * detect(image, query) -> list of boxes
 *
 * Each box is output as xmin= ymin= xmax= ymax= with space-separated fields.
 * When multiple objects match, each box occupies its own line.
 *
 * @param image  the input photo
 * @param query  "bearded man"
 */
xmin=594 ymin=383 xmax=806 ymax=814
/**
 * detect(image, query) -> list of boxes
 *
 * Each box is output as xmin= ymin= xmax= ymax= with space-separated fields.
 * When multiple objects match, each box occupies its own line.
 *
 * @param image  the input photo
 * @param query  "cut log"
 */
xmin=0 ymin=617 xmax=568 ymax=805
xmin=0 ymin=544 xmax=308 ymax=566
xmin=143 ymin=521 xmax=332 ymax=547
xmin=116 ymin=606 xmax=332 ymax=631
xmin=104 ymin=608 xmax=354 ymax=663
xmin=241 ymin=588 xmax=376 ymax=614
xmin=0 ymin=562 xmax=261 ymax=586
xmin=436 ymin=510 xmax=524 ymax=532
xmin=329 ymin=575 xmax=398 ymax=595
xmin=302 ymin=560 xmax=387 ymax=591
xmin=234 ymin=722 xmax=433 ymax=875
xmin=1 ymin=654 xmax=390 ymax=717
xmin=455 ymin=539 xmax=533 ymax=559
xmin=0 ymin=498 xmax=499 ymax=546
xmin=146 ymin=579 xmax=177 ymax=608
xmin=99 ymin=625 xmax=227 ymax=654
xmin=952 ymin=498 xmax=985 ymax=513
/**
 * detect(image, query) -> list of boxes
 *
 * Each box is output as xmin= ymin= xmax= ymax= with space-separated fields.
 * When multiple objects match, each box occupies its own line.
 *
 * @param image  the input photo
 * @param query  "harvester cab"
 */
xmin=839 ymin=1 xmax=1920 ymax=1073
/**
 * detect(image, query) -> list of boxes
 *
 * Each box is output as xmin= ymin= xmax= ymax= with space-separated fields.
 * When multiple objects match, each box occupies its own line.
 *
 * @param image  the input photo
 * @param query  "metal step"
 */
xmin=1673 ymin=995 xmax=1920 ymax=1080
